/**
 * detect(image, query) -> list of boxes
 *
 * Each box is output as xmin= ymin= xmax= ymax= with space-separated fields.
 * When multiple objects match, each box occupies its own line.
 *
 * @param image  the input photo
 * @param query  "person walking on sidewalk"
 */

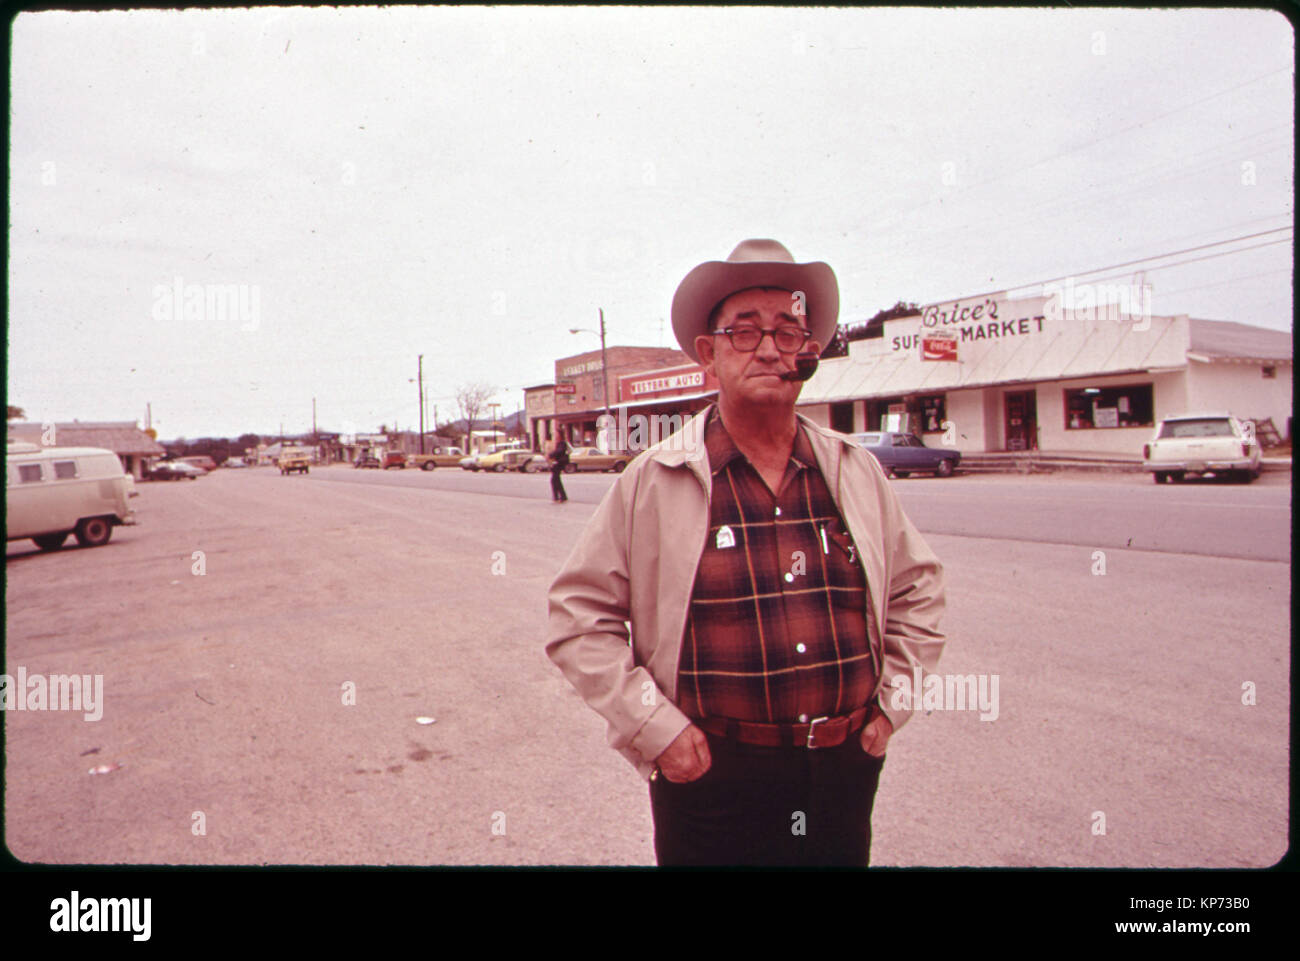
xmin=550 ymin=435 xmax=570 ymax=502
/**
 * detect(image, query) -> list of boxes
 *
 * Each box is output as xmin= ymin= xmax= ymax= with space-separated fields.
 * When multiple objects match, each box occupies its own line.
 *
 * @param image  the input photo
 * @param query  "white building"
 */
xmin=797 ymin=292 xmax=1292 ymax=454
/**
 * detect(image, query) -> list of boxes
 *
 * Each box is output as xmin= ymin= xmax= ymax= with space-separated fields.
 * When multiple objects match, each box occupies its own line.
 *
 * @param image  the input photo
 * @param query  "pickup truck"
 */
xmin=850 ymin=432 xmax=962 ymax=478
xmin=278 ymin=446 xmax=312 ymax=475
xmin=407 ymin=446 xmax=465 ymax=471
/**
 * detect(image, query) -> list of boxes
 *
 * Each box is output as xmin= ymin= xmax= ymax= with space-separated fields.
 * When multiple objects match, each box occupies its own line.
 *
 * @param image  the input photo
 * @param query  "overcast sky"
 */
xmin=8 ymin=7 xmax=1293 ymax=440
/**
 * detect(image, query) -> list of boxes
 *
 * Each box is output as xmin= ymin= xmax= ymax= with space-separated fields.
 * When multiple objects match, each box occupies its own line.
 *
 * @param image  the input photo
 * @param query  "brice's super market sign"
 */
xmin=892 ymin=294 xmax=1046 ymax=354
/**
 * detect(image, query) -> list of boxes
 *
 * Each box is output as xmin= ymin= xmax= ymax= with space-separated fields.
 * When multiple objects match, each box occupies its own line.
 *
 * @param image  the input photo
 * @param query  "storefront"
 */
xmin=608 ymin=363 xmax=719 ymax=451
xmin=523 ymin=383 xmax=556 ymax=452
xmin=533 ymin=345 xmax=690 ymax=448
xmin=797 ymin=292 xmax=1292 ymax=454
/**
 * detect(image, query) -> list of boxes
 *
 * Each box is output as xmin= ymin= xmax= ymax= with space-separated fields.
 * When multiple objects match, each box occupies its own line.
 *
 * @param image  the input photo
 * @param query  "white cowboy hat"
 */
xmin=670 ymin=238 xmax=839 ymax=363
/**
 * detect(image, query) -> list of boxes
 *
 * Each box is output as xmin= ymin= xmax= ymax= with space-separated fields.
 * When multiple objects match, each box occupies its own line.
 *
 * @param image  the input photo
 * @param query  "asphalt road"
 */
xmin=3 ymin=465 xmax=1290 ymax=866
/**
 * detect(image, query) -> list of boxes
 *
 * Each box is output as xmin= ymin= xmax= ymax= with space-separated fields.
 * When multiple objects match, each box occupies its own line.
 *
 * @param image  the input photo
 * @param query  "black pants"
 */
xmin=649 ymin=730 xmax=885 ymax=867
xmin=550 ymin=466 xmax=567 ymax=501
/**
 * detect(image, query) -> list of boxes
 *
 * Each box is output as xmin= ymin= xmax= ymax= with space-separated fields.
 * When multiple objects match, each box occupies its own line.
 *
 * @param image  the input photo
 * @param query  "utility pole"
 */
xmin=312 ymin=397 xmax=317 ymax=436
xmin=417 ymin=354 xmax=425 ymax=454
xmin=599 ymin=307 xmax=610 ymax=427
xmin=568 ymin=309 xmax=612 ymax=447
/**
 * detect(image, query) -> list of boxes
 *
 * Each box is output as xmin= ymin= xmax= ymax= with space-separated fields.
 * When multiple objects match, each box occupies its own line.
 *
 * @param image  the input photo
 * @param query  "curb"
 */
xmin=956 ymin=460 xmax=1289 ymax=476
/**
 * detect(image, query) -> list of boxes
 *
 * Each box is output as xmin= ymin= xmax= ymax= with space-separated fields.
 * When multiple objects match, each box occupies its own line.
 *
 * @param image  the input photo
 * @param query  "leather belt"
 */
xmin=696 ymin=705 xmax=872 ymax=749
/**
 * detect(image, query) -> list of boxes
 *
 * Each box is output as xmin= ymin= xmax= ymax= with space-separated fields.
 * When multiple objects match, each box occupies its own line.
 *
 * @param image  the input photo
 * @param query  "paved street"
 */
xmin=4 ymin=465 xmax=1290 ymax=866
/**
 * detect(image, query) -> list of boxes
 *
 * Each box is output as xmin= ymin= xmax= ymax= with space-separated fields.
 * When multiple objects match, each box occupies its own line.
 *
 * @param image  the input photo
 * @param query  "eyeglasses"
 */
xmin=713 ymin=325 xmax=813 ymax=353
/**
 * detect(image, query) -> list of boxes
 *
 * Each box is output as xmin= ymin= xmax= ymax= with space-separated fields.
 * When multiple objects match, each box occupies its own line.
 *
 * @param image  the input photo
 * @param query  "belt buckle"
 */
xmin=805 ymin=716 xmax=831 ymax=749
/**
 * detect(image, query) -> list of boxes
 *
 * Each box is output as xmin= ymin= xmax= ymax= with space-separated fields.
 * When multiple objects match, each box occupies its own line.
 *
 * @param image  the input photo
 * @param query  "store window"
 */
xmin=918 ymin=395 xmax=946 ymax=433
xmin=830 ymin=402 xmax=854 ymax=434
xmin=1064 ymin=383 xmax=1153 ymax=429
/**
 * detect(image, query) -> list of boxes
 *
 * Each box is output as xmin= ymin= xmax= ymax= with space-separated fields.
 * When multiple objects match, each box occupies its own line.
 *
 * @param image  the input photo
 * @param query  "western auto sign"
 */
xmin=921 ymin=336 xmax=958 ymax=361
xmin=627 ymin=369 xmax=705 ymax=396
xmin=554 ymin=383 xmax=577 ymax=395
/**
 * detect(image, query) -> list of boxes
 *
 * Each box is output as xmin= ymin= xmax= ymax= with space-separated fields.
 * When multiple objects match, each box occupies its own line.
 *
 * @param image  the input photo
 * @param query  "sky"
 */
xmin=8 ymin=6 xmax=1293 ymax=441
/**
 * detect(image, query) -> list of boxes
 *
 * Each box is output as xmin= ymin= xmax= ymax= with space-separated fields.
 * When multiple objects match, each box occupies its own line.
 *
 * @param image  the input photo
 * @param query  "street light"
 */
xmin=569 ymin=308 xmax=611 ymax=442
xmin=408 ymin=354 xmax=425 ymax=454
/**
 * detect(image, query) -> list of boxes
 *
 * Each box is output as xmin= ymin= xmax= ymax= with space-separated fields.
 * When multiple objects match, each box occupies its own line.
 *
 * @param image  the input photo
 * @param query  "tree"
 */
xmin=843 ymin=300 xmax=922 ymax=343
xmin=7 ymin=406 xmax=25 ymax=421
xmin=456 ymin=383 xmax=496 ymax=453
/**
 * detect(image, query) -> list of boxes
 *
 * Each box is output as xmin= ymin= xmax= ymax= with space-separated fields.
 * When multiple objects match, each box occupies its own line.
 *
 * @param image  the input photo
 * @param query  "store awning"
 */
xmin=612 ymin=389 xmax=718 ymax=411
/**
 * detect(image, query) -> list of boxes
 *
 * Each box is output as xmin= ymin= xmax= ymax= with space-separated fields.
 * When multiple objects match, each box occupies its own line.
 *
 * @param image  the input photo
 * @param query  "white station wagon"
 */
xmin=5 ymin=443 xmax=137 ymax=550
xmin=1143 ymin=412 xmax=1262 ymax=484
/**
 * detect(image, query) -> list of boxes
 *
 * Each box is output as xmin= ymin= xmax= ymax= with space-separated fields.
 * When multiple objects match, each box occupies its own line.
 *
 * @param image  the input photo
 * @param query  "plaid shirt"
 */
xmin=676 ymin=410 xmax=876 ymax=723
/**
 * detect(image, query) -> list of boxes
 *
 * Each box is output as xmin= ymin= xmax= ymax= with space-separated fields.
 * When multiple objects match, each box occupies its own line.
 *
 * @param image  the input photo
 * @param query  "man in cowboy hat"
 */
xmin=546 ymin=239 xmax=946 ymax=866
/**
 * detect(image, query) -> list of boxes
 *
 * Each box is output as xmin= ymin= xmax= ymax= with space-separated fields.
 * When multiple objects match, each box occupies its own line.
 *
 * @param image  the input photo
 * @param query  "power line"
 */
xmin=846 ymin=125 xmax=1295 ymax=268
xmin=1040 ymin=238 xmax=1293 ymax=292
xmin=1156 ymin=267 xmax=1293 ymax=299
xmin=816 ymin=65 xmax=1295 ymax=239
xmin=915 ymin=227 xmax=1292 ymax=307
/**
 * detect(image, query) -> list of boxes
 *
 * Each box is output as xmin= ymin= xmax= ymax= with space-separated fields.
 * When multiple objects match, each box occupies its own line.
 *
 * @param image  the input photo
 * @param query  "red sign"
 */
xmin=620 ymin=364 xmax=710 ymax=400
xmin=921 ymin=336 xmax=958 ymax=362
xmin=554 ymin=383 xmax=576 ymax=395
xmin=628 ymin=369 xmax=704 ymax=396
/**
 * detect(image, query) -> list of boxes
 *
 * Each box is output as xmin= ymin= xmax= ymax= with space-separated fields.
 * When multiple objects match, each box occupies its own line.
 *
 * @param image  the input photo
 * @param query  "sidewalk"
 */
xmin=957 ymin=450 xmax=1292 ymax=475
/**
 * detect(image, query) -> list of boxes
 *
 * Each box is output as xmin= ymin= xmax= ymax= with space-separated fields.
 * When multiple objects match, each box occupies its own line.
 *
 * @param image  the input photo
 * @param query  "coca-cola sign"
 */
xmin=921 ymin=336 xmax=958 ymax=362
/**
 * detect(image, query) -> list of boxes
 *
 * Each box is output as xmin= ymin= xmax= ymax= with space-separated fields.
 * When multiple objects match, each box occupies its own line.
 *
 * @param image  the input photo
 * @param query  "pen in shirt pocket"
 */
xmin=824 ymin=520 xmax=860 ymax=565
xmin=819 ymin=524 xmax=829 ymax=555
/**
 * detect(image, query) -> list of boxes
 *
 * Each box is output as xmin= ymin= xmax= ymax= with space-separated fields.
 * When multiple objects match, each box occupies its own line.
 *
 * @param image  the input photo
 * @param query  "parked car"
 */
xmin=459 ymin=454 xmax=481 ymax=471
xmin=223 ymin=457 xmax=249 ymax=468
xmin=504 ymin=450 xmax=548 ymax=473
xmin=6 ymin=443 xmax=136 ymax=550
xmin=563 ymin=447 xmax=632 ymax=473
xmin=382 ymin=451 xmax=408 ymax=470
xmin=354 ymin=454 xmax=381 ymax=469
xmin=148 ymin=460 xmax=204 ymax=481
xmin=473 ymin=444 xmax=521 ymax=472
xmin=476 ymin=449 xmax=508 ymax=472
xmin=177 ymin=455 xmax=217 ymax=472
xmin=1143 ymin=412 xmax=1261 ymax=484
xmin=408 ymin=447 xmax=465 ymax=471
xmin=851 ymin=432 xmax=962 ymax=478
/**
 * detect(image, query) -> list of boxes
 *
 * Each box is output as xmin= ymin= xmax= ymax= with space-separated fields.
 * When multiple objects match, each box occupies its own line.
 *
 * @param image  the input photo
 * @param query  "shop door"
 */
xmin=1004 ymin=391 xmax=1038 ymax=451
xmin=830 ymin=402 xmax=855 ymax=434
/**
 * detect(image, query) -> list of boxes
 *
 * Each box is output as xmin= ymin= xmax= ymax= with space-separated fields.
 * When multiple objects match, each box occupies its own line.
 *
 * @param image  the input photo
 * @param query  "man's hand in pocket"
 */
xmin=655 ymin=724 xmax=712 ymax=782
xmin=859 ymin=704 xmax=893 ymax=758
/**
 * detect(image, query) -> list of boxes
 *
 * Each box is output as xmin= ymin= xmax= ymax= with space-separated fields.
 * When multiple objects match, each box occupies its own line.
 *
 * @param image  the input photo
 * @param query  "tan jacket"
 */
xmin=546 ymin=406 xmax=946 ymax=779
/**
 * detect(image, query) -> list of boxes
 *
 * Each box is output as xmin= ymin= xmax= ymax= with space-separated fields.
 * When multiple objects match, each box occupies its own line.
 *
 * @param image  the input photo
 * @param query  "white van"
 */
xmin=5 ymin=443 xmax=137 ymax=551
